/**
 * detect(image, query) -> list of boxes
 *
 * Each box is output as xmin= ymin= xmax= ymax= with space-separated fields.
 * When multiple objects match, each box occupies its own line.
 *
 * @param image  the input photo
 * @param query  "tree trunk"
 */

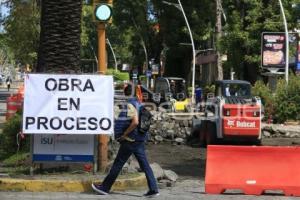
xmin=216 ymin=0 xmax=223 ymax=80
xmin=37 ymin=0 xmax=82 ymax=73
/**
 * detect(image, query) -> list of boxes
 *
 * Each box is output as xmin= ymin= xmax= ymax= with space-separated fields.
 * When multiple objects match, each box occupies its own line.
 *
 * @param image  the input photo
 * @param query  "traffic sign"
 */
xmin=146 ymin=70 xmax=152 ymax=77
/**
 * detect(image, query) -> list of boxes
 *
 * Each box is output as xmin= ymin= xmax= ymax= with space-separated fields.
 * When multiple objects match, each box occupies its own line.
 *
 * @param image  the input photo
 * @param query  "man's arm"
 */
xmin=123 ymin=114 xmax=138 ymax=137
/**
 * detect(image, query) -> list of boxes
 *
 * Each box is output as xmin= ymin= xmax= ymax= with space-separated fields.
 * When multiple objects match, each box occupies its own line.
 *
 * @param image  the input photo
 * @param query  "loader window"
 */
xmin=223 ymin=84 xmax=250 ymax=97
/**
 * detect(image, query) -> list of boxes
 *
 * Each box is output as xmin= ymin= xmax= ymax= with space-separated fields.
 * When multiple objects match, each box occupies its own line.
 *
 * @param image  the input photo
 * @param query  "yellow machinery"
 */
xmin=153 ymin=77 xmax=190 ymax=112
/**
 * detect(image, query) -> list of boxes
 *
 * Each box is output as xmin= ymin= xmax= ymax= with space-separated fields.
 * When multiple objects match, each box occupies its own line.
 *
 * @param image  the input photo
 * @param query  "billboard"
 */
xmin=262 ymin=33 xmax=286 ymax=68
xmin=262 ymin=32 xmax=299 ymax=71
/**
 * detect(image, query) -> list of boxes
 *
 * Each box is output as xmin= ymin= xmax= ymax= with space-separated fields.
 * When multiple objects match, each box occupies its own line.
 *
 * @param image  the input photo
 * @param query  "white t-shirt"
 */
xmin=114 ymin=103 xmax=137 ymax=119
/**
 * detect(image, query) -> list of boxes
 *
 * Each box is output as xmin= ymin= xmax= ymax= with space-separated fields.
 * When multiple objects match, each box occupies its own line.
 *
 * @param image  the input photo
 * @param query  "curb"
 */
xmin=0 ymin=173 xmax=147 ymax=192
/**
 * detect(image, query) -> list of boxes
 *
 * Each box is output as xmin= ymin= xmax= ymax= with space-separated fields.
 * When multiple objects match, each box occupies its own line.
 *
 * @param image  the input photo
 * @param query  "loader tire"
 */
xmin=198 ymin=121 xmax=207 ymax=147
xmin=205 ymin=122 xmax=217 ymax=146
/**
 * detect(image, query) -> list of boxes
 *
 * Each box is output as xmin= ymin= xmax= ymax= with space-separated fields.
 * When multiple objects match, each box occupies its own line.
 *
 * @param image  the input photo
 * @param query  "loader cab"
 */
xmin=154 ymin=77 xmax=187 ymax=103
xmin=215 ymin=80 xmax=251 ymax=99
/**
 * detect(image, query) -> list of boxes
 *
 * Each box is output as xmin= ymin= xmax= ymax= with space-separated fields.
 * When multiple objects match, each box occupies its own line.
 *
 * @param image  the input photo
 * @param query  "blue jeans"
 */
xmin=101 ymin=141 xmax=158 ymax=192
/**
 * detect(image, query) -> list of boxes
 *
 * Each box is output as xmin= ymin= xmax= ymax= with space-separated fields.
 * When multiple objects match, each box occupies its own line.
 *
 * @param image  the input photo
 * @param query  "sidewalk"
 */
xmin=0 ymin=173 xmax=147 ymax=192
xmin=0 ymin=118 xmax=146 ymax=193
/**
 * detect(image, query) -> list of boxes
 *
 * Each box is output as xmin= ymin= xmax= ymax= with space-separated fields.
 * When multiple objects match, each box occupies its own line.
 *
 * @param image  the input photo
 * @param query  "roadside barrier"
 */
xmin=17 ymin=84 xmax=24 ymax=98
xmin=6 ymin=94 xmax=23 ymax=120
xmin=205 ymin=145 xmax=300 ymax=196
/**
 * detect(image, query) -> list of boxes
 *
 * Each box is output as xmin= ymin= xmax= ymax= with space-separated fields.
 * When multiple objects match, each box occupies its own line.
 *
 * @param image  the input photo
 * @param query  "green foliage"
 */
xmin=112 ymin=0 xmax=159 ymax=68
xmin=3 ymin=0 xmax=40 ymax=66
xmin=0 ymin=112 xmax=29 ymax=160
xmin=152 ymin=0 xmax=215 ymax=80
xmin=106 ymin=69 xmax=129 ymax=81
xmin=203 ymin=84 xmax=215 ymax=99
xmin=2 ymin=0 xmax=300 ymax=82
xmin=106 ymin=25 xmax=135 ymax=65
xmin=221 ymin=0 xmax=299 ymax=83
xmin=81 ymin=4 xmax=97 ymax=61
xmin=252 ymin=80 xmax=274 ymax=120
xmin=2 ymin=152 xmax=30 ymax=167
xmin=273 ymin=76 xmax=300 ymax=123
xmin=253 ymin=76 xmax=300 ymax=123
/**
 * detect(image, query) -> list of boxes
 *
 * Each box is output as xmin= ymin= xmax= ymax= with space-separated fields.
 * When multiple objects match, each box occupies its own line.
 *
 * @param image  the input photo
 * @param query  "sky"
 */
xmin=0 ymin=1 xmax=9 ymax=32
xmin=0 ymin=0 xmax=9 ymax=16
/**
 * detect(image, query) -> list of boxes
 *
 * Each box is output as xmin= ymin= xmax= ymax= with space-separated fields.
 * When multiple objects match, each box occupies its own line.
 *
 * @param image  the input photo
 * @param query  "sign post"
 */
xmin=297 ymin=33 xmax=300 ymax=75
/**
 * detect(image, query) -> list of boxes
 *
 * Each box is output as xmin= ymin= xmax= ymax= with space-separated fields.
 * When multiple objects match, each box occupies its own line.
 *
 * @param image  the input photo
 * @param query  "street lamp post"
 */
xmin=106 ymin=38 xmax=118 ymax=71
xmin=162 ymin=0 xmax=196 ymax=105
xmin=278 ymin=0 xmax=289 ymax=84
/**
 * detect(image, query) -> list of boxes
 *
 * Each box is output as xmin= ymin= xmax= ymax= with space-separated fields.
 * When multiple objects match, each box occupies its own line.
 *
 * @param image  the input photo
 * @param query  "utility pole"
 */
xmin=97 ymin=23 xmax=109 ymax=172
xmin=94 ymin=0 xmax=113 ymax=172
xmin=97 ymin=23 xmax=107 ymax=74
xmin=278 ymin=0 xmax=289 ymax=84
xmin=216 ymin=0 xmax=223 ymax=80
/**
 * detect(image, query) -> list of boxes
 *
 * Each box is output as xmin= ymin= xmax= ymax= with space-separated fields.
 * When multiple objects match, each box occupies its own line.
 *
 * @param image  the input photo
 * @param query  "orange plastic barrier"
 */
xmin=17 ymin=84 xmax=24 ymax=98
xmin=136 ymin=85 xmax=143 ymax=103
xmin=6 ymin=94 xmax=23 ymax=120
xmin=205 ymin=145 xmax=300 ymax=196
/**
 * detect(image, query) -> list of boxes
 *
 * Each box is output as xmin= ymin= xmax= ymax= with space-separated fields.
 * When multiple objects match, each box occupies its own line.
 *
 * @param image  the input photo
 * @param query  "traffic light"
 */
xmin=93 ymin=0 xmax=113 ymax=23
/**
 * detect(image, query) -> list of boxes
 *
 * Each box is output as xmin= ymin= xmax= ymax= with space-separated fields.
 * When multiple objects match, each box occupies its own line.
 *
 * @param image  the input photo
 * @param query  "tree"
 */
xmin=81 ymin=4 xmax=97 ymax=61
xmin=216 ymin=0 xmax=223 ymax=80
xmin=3 ymin=0 xmax=40 ymax=67
xmin=152 ymin=0 xmax=215 ymax=82
xmin=110 ymin=0 xmax=163 ymax=73
xmin=220 ymin=0 xmax=299 ymax=83
xmin=80 ymin=3 xmax=136 ymax=71
xmin=37 ymin=0 xmax=82 ymax=73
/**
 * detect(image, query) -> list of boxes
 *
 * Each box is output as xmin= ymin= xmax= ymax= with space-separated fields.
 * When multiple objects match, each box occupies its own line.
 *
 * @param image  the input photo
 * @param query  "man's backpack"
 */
xmin=137 ymin=105 xmax=152 ymax=134
xmin=114 ymin=99 xmax=152 ymax=140
xmin=128 ymin=98 xmax=152 ymax=134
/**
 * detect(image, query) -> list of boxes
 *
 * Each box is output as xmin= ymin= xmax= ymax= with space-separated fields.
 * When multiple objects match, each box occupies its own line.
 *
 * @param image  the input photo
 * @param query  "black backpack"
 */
xmin=138 ymin=105 xmax=152 ymax=134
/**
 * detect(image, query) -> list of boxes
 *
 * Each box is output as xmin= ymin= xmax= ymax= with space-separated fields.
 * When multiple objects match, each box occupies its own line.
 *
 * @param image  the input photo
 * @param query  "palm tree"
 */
xmin=37 ymin=0 xmax=82 ymax=73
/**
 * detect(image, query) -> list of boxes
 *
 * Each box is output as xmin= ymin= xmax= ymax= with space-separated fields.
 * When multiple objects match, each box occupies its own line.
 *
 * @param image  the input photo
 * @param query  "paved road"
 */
xmin=1 ymin=180 xmax=299 ymax=200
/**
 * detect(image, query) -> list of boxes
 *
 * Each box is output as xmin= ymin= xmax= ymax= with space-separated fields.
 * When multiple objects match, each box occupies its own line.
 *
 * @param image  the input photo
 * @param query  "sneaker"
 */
xmin=91 ymin=183 xmax=108 ymax=195
xmin=143 ymin=191 xmax=160 ymax=198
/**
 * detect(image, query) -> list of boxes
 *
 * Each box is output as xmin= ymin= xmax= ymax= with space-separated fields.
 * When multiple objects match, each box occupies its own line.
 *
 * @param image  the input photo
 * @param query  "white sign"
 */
xmin=23 ymin=74 xmax=114 ymax=134
xmin=33 ymin=134 xmax=94 ymax=162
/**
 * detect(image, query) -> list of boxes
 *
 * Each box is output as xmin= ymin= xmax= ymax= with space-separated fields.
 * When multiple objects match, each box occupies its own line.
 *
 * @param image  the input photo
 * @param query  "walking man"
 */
xmin=92 ymin=84 xmax=159 ymax=198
